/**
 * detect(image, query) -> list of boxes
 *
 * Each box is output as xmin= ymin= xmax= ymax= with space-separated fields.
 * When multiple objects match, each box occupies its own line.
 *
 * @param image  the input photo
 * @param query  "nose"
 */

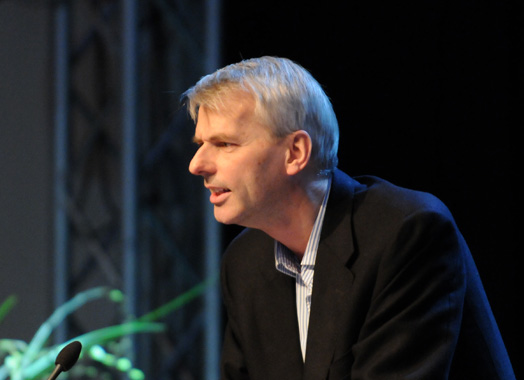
xmin=189 ymin=144 xmax=215 ymax=177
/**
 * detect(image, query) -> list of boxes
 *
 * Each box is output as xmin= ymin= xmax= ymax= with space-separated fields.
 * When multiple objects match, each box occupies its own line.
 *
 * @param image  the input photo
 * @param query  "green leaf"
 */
xmin=0 ymin=295 xmax=17 ymax=325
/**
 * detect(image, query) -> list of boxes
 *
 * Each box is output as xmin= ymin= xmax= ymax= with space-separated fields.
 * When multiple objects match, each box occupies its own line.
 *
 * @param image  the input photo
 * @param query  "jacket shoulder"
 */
xmin=352 ymin=175 xmax=455 ymax=222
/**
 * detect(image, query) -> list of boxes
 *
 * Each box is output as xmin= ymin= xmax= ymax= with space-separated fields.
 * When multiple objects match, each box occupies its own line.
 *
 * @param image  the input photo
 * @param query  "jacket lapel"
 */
xmin=303 ymin=170 xmax=361 ymax=380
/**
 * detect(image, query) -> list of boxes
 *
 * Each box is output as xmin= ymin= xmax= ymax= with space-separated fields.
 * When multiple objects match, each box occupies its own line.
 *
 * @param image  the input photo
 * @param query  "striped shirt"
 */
xmin=274 ymin=176 xmax=332 ymax=361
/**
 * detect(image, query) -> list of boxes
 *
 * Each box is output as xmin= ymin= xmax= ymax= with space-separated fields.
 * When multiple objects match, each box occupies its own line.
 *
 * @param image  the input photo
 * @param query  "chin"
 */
xmin=214 ymin=210 xmax=252 ymax=228
xmin=213 ymin=210 xmax=239 ymax=226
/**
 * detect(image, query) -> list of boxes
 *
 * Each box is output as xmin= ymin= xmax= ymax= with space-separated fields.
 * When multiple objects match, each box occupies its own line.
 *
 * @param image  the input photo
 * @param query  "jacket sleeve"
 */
xmin=220 ymin=250 xmax=250 ymax=380
xmin=221 ymin=320 xmax=250 ymax=380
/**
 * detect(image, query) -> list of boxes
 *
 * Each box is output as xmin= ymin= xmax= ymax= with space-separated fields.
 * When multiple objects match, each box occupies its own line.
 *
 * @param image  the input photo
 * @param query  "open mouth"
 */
xmin=208 ymin=187 xmax=231 ymax=204
xmin=212 ymin=188 xmax=230 ymax=195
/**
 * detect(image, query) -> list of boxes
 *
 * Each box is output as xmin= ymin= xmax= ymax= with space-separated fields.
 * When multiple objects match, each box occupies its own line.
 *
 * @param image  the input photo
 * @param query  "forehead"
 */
xmin=194 ymin=93 xmax=270 ymax=138
xmin=205 ymin=89 xmax=255 ymax=118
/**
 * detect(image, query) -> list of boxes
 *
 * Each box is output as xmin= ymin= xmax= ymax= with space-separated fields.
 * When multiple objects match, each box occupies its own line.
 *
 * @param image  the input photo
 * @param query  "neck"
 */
xmin=262 ymin=175 xmax=329 ymax=260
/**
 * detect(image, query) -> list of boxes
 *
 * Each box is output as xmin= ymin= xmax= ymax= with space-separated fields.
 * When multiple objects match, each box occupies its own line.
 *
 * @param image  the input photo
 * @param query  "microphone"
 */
xmin=47 ymin=340 xmax=82 ymax=380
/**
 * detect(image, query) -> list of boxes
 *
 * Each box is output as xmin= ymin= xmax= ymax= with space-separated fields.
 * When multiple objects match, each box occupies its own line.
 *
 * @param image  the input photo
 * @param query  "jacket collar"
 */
xmin=258 ymin=169 xmax=361 ymax=282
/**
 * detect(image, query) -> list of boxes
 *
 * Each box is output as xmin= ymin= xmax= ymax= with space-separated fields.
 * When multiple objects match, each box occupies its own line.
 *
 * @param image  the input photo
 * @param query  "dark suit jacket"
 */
xmin=220 ymin=169 xmax=515 ymax=380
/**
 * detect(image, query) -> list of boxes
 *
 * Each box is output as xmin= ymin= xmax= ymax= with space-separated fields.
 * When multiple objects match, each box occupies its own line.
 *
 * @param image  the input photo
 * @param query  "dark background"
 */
xmin=0 ymin=1 xmax=520 ymax=378
xmin=220 ymin=0 xmax=521 ymax=377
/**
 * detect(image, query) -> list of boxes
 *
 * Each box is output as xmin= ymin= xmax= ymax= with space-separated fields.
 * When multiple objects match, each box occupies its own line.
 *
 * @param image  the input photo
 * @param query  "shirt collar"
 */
xmin=275 ymin=175 xmax=332 ymax=276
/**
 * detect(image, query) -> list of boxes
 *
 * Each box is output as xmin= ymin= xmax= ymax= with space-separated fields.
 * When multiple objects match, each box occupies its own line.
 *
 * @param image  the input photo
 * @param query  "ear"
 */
xmin=285 ymin=130 xmax=313 ymax=176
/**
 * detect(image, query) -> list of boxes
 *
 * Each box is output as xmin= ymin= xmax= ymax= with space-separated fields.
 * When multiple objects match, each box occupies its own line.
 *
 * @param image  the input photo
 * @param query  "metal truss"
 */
xmin=53 ymin=0 xmax=221 ymax=378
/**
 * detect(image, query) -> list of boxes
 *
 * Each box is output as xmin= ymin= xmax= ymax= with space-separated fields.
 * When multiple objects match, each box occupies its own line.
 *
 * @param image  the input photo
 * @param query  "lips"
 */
xmin=208 ymin=186 xmax=231 ymax=204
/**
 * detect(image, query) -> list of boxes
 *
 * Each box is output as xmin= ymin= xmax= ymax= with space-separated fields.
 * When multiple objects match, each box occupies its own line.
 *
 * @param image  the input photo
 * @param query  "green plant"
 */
xmin=0 ymin=278 xmax=212 ymax=380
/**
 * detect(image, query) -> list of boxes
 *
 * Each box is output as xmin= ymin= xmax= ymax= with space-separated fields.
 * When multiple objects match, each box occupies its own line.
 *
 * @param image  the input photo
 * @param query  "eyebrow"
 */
xmin=192 ymin=133 xmax=237 ymax=144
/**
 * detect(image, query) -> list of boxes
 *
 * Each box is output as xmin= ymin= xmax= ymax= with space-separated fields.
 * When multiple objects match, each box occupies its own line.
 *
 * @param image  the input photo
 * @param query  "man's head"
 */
xmin=183 ymin=56 xmax=339 ymax=175
xmin=185 ymin=57 xmax=339 ymax=231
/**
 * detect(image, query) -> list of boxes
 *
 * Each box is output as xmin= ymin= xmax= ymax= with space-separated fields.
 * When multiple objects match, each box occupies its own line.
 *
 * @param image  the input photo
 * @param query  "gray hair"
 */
xmin=182 ymin=56 xmax=339 ymax=174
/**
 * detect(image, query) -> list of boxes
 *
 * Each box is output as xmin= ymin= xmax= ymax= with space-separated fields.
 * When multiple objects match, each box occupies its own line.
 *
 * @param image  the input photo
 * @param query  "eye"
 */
xmin=216 ymin=141 xmax=236 ymax=149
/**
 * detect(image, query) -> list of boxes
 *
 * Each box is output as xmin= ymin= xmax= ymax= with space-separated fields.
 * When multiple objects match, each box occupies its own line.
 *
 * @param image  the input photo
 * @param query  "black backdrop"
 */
xmin=219 ymin=0 xmax=521 ymax=377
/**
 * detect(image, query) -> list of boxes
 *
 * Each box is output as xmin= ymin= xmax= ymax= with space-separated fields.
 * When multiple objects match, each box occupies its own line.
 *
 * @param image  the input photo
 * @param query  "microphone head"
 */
xmin=55 ymin=341 xmax=82 ymax=372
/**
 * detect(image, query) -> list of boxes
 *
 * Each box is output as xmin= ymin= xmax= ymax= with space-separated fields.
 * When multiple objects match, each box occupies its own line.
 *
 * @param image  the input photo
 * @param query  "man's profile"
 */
xmin=183 ymin=56 xmax=515 ymax=380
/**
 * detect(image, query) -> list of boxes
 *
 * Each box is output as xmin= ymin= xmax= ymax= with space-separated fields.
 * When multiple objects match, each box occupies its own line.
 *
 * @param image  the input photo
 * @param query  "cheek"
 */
xmin=226 ymin=146 xmax=286 ymax=197
xmin=251 ymin=156 xmax=286 ymax=195
xmin=257 ymin=145 xmax=286 ymax=171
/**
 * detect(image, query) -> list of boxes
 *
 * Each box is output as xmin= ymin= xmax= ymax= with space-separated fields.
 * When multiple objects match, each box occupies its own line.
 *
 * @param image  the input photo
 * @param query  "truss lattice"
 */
xmin=53 ymin=1 xmax=221 ymax=378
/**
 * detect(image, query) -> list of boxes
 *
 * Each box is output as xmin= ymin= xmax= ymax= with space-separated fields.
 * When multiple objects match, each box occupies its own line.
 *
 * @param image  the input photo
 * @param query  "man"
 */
xmin=184 ymin=56 xmax=515 ymax=379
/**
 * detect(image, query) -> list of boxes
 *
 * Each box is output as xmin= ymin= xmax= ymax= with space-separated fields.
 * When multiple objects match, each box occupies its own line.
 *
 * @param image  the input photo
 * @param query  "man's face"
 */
xmin=189 ymin=94 xmax=290 ymax=229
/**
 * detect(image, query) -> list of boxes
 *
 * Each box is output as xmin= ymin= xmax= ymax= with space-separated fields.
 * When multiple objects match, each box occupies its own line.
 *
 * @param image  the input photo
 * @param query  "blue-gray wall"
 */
xmin=0 ymin=1 xmax=52 ymax=342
